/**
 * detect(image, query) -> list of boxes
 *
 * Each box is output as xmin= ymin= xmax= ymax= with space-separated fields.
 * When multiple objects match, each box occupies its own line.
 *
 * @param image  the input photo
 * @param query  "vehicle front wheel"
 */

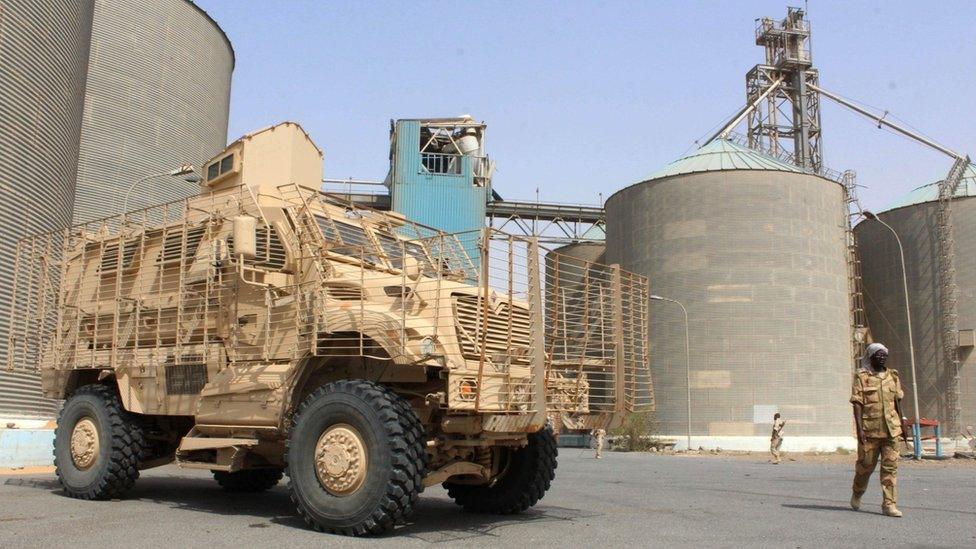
xmin=445 ymin=424 xmax=557 ymax=514
xmin=285 ymin=380 xmax=426 ymax=536
xmin=53 ymin=384 xmax=145 ymax=500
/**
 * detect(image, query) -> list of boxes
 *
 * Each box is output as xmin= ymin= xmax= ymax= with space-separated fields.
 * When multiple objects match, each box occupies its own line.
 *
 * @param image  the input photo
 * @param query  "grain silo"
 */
xmin=606 ymin=139 xmax=854 ymax=450
xmin=854 ymin=165 xmax=976 ymax=435
xmin=0 ymin=0 xmax=95 ymax=417
xmin=73 ymin=0 xmax=234 ymax=223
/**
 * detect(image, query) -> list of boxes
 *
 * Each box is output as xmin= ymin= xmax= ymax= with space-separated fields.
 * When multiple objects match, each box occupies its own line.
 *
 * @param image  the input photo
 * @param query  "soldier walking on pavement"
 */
xmin=592 ymin=428 xmax=606 ymax=459
xmin=850 ymin=343 xmax=908 ymax=517
xmin=770 ymin=413 xmax=786 ymax=464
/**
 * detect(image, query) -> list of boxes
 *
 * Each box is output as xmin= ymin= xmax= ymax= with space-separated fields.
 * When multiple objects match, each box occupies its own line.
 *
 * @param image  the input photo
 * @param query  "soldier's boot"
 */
xmin=850 ymin=492 xmax=861 ymax=511
xmin=882 ymin=505 xmax=902 ymax=518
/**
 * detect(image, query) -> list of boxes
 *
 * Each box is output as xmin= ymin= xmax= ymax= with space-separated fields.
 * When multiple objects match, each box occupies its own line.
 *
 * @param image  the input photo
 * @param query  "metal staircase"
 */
xmin=936 ymin=155 xmax=970 ymax=434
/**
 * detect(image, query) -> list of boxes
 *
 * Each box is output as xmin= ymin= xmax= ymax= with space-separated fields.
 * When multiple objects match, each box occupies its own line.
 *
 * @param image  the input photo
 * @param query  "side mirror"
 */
xmin=403 ymin=255 xmax=422 ymax=281
xmin=232 ymin=215 xmax=257 ymax=259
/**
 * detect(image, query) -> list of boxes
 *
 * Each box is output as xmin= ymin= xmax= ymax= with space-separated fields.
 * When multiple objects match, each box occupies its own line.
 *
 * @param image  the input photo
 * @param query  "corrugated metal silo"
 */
xmin=854 ymin=165 xmax=976 ymax=434
xmin=606 ymin=139 xmax=854 ymax=450
xmin=0 ymin=0 xmax=94 ymax=416
xmin=73 ymin=0 xmax=234 ymax=223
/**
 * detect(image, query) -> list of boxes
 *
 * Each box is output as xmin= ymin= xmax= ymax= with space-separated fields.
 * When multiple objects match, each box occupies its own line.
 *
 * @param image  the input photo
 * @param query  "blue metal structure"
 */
xmin=389 ymin=118 xmax=492 ymax=263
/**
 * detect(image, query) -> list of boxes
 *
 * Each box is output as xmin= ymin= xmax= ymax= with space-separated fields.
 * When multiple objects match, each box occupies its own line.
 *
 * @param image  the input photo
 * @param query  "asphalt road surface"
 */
xmin=1 ymin=450 xmax=974 ymax=548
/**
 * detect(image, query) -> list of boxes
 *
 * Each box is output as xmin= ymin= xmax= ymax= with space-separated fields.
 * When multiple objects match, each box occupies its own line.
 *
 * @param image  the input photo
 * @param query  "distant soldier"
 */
xmin=850 ymin=343 xmax=908 ymax=517
xmin=770 ymin=413 xmax=786 ymax=464
xmin=592 ymin=428 xmax=606 ymax=459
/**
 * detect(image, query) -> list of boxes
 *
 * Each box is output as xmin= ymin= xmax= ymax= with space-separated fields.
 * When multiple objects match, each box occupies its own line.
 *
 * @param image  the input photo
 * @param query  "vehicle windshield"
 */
xmin=314 ymin=213 xmax=433 ymax=272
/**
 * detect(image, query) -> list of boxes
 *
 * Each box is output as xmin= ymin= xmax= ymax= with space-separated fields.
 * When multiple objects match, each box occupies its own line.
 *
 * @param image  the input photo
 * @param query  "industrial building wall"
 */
xmin=0 ymin=0 xmax=95 ymax=416
xmin=390 ymin=120 xmax=489 ymax=262
xmin=73 ymin=0 xmax=233 ymax=224
xmin=606 ymin=170 xmax=853 ymax=443
xmin=854 ymin=198 xmax=976 ymax=432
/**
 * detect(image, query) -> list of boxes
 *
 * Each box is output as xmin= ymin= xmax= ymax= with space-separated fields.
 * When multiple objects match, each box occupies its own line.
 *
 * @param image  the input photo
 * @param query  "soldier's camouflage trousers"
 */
xmin=770 ymin=435 xmax=783 ymax=463
xmin=853 ymin=437 xmax=899 ymax=506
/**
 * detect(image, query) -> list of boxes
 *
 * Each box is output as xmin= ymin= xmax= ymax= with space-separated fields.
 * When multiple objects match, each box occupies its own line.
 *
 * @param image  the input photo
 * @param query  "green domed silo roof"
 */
xmin=884 ymin=164 xmax=976 ymax=211
xmin=642 ymin=138 xmax=807 ymax=181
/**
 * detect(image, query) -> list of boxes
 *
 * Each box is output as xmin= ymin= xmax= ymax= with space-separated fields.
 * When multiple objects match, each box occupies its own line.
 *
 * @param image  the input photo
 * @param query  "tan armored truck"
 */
xmin=6 ymin=122 xmax=652 ymax=536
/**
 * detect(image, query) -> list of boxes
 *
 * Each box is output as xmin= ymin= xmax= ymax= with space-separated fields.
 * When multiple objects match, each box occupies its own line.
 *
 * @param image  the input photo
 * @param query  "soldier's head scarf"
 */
xmin=861 ymin=343 xmax=888 ymax=371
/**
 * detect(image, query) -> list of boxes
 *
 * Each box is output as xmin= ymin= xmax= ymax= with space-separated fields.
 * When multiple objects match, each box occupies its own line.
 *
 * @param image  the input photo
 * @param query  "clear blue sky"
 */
xmin=197 ymin=0 xmax=975 ymax=212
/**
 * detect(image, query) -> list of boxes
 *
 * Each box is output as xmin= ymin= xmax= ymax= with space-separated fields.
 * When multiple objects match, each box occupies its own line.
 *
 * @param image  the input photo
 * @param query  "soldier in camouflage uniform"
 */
xmin=850 ymin=343 xmax=908 ymax=517
xmin=770 ymin=413 xmax=786 ymax=464
xmin=592 ymin=428 xmax=606 ymax=459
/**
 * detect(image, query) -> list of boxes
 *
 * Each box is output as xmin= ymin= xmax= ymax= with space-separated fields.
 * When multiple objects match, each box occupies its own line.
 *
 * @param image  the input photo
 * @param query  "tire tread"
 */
xmin=285 ymin=380 xmax=426 ymax=536
xmin=54 ymin=384 xmax=145 ymax=500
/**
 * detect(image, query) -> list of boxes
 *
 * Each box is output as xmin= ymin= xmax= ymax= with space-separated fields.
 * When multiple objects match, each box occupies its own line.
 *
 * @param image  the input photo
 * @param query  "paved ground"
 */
xmin=1 ymin=449 xmax=974 ymax=548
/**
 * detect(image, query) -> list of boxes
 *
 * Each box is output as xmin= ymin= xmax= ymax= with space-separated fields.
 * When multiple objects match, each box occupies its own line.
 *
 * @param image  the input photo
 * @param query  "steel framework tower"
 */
xmin=746 ymin=7 xmax=823 ymax=172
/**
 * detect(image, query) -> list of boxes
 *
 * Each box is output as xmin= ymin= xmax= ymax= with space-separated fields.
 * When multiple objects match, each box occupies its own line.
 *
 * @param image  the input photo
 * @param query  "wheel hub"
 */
xmin=70 ymin=417 xmax=99 ymax=470
xmin=314 ymin=424 xmax=367 ymax=496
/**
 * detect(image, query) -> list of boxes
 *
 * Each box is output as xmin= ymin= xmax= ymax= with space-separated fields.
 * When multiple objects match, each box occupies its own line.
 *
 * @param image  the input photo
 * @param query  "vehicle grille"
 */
xmin=164 ymin=358 xmax=208 ymax=395
xmin=452 ymin=294 xmax=532 ymax=362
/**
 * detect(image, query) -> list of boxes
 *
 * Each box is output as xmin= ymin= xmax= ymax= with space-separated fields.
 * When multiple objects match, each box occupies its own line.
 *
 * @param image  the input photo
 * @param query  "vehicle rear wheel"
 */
xmin=285 ymin=380 xmax=425 ymax=536
xmin=53 ymin=384 xmax=145 ymax=500
xmin=213 ymin=468 xmax=283 ymax=492
xmin=444 ymin=424 xmax=557 ymax=514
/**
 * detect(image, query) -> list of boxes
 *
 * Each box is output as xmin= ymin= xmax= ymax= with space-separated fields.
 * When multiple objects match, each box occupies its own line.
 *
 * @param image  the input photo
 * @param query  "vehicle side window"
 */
xmin=315 ymin=215 xmax=341 ymax=244
xmin=374 ymin=233 xmax=405 ymax=269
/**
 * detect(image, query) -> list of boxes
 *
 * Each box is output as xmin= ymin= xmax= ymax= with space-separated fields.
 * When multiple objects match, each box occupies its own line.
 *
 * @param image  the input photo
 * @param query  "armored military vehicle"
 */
xmin=6 ymin=122 xmax=652 ymax=536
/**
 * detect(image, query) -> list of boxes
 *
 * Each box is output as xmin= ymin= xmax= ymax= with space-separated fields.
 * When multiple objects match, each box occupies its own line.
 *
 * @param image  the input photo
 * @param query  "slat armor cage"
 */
xmin=5 ymin=183 xmax=652 ymax=426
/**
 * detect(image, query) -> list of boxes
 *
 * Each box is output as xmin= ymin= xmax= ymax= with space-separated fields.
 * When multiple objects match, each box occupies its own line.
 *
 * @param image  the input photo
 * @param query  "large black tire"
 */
xmin=53 ymin=384 xmax=145 ymax=500
xmin=285 ymin=380 xmax=426 ymax=536
xmin=213 ymin=469 xmax=283 ymax=492
xmin=445 ymin=424 xmax=557 ymax=514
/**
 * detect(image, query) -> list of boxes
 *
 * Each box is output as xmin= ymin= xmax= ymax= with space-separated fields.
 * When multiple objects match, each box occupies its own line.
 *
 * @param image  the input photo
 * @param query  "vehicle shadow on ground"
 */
xmin=398 ymin=499 xmax=597 ymax=543
xmin=6 ymin=475 xmax=596 ymax=540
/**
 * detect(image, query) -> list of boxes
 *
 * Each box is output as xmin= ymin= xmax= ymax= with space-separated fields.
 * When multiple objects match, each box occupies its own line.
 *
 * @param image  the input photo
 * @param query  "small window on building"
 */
xmin=206 ymin=152 xmax=236 ymax=182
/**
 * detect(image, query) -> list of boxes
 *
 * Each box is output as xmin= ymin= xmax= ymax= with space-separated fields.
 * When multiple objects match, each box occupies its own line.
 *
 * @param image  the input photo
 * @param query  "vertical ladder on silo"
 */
xmin=936 ymin=156 xmax=970 ymax=434
xmin=842 ymin=170 xmax=869 ymax=370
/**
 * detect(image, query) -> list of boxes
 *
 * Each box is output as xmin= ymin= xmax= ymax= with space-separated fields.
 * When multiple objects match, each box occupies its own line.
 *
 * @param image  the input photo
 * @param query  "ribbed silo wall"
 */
xmin=0 ymin=0 xmax=94 ymax=416
xmin=606 ymin=170 xmax=853 ymax=446
xmin=854 ymin=198 xmax=976 ymax=433
xmin=73 ymin=0 xmax=233 ymax=223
